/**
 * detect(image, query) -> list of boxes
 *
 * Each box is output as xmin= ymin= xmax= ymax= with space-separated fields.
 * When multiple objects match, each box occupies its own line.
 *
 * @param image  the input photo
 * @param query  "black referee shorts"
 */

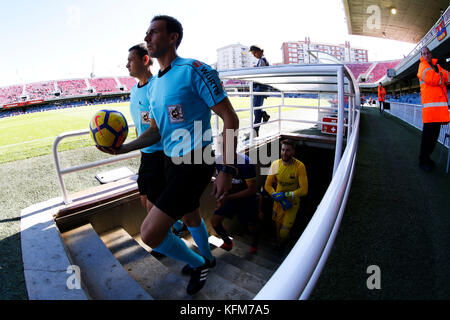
xmin=154 ymin=146 xmax=215 ymax=220
xmin=137 ymin=151 xmax=166 ymax=204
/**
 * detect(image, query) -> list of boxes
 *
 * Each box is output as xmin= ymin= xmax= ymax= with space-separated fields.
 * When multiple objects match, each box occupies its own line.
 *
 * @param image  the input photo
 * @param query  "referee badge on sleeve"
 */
xmin=141 ymin=111 xmax=151 ymax=124
xmin=167 ymin=104 xmax=185 ymax=123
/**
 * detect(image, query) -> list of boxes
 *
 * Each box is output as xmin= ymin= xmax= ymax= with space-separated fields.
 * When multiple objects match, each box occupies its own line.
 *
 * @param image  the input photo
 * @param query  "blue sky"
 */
xmin=0 ymin=0 xmax=416 ymax=87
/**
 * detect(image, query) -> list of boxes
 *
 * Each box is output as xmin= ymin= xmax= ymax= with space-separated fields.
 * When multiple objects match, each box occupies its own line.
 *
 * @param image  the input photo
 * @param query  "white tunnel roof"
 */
xmin=219 ymin=64 xmax=357 ymax=94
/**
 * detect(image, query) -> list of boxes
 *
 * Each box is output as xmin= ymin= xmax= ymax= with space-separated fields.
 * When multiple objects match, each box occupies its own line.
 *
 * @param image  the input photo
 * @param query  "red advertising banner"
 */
xmin=3 ymin=99 xmax=44 ymax=109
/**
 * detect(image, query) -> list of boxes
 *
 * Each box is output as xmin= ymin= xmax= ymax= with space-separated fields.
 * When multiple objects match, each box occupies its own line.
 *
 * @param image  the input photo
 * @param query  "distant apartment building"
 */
xmin=216 ymin=43 xmax=258 ymax=71
xmin=281 ymin=38 xmax=368 ymax=64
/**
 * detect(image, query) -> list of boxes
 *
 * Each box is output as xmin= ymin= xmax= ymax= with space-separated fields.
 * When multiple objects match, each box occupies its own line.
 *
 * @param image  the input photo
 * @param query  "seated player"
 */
xmin=211 ymin=152 xmax=260 ymax=254
xmin=265 ymin=139 xmax=308 ymax=248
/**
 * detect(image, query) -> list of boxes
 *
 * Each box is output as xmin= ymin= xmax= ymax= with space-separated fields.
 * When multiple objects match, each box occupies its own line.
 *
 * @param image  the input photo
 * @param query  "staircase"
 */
xmin=61 ymin=223 xmax=287 ymax=300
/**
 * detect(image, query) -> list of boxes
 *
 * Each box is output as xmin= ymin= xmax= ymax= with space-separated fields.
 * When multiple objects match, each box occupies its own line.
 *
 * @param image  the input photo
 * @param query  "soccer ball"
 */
xmin=89 ymin=109 xmax=128 ymax=148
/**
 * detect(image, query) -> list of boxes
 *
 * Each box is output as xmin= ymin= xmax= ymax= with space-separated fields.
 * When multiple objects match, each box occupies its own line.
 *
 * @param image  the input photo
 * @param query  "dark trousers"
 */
xmin=419 ymin=122 xmax=442 ymax=164
xmin=253 ymin=95 xmax=265 ymax=135
xmin=379 ymin=101 xmax=384 ymax=112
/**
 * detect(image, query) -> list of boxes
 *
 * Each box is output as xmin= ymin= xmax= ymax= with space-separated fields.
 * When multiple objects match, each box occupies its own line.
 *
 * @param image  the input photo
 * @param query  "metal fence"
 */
xmin=389 ymin=102 xmax=450 ymax=146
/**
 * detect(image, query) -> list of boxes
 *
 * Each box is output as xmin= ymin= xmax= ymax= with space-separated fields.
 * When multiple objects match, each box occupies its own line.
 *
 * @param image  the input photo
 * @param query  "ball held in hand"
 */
xmin=89 ymin=109 xmax=128 ymax=148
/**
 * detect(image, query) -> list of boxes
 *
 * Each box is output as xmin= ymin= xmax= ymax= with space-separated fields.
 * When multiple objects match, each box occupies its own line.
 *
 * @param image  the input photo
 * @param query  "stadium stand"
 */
xmin=57 ymin=79 xmax=87 ymax=97
xmin=118 ymin=77 xmax=137 ymax=91
xmin=224 ymin=79 xmax=246 ymax=85
xmin=387 ymin=92 xmax=421 ymax=104
xmin=0 ymin=76 xmax=135 ymax=109
xmin=88 ymin=77 xmax=119 ymax=93
xmin=0 ymin=59 xmax=404 ymax=114
xmin=345 ymin=63 xmax=373 ymax=82
xmin=364 ymin=60 xmax=401 ymax=83
xmin=0 ymin=85 xmax=23 ymax=105
xmin=25 ymin=81 xmax=55 ymax=100
xmin=0 ymin=96 xmax=129 ymax=119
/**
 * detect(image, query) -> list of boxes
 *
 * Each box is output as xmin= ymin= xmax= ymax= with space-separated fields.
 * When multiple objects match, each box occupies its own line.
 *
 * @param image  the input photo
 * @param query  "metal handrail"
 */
xmin=254 ymin=110 xmax=359 ymax=299
xmin=52 ymin=124 xmax=139 ymax=204
xmin=220 ymin=64 xmax=359 ymax=168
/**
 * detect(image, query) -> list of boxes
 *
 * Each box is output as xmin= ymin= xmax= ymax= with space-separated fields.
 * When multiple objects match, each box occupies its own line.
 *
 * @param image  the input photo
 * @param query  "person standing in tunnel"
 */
xmin=377 ymin=82 xmax=386 ymax=113
xmin=417 ymin=46 xmax=450 ymax=172
xmin=249 ymin=45 xmax=271 ymax=137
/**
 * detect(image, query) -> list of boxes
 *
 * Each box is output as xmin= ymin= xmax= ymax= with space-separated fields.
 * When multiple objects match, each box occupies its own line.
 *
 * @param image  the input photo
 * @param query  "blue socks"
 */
xmin=187 ymin=219 xmax=214 ymax=261
xmin=153 ymin=219 xmax=214 ymax=267
xmin=153 ymin=229 xmax=205 ymax=268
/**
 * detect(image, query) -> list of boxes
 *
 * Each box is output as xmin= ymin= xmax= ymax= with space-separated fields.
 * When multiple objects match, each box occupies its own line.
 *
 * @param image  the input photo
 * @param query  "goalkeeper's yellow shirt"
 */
xmin=265 ymin=158 xmax=308 ymax=226
xmin=265 ymin=158 xmax=308 ymax=197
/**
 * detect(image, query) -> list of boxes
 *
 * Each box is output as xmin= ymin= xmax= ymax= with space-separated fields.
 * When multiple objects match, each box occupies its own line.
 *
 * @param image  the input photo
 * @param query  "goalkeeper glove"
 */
xmin=272 ymin=192 xmax=286 ymax=202
xmin=280 ymin=198 xmax=292 ymax=211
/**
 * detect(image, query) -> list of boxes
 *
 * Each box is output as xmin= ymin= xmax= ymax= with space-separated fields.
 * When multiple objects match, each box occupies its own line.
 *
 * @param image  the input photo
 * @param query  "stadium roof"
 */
xmin=343 ymin=0 xmax=449 ymax=43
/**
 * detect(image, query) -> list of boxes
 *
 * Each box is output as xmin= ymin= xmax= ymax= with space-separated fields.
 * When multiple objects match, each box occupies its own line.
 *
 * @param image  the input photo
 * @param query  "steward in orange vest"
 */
xmin=417 ymin=46 xmax=450 ymax=172
xmin=377 ymin=83 xmax=386 ymax=112
xmin=377 ymin=84 xmax=386 ymax=102
xmin=417 ymin=52 xmax=450 ymax=123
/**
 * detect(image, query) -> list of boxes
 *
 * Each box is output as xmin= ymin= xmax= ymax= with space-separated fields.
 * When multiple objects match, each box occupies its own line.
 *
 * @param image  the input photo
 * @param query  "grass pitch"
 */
xmin=0 ymin=102 xmax=135 ymax=163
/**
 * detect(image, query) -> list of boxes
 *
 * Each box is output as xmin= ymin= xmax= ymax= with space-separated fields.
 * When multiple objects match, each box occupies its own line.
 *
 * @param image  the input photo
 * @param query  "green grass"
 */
xmin=0 ymin=97 xmax=318 ymax=163
xmin=0 ymin=102 xmax=136 ymax=163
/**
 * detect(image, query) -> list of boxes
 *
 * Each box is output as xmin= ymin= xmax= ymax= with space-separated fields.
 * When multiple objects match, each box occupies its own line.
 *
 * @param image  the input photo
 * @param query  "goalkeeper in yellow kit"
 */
xmin=265 ymin=139 xmax=308 ymax=246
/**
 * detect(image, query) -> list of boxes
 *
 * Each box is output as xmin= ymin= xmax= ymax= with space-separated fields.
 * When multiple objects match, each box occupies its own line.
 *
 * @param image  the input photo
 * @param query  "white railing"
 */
xmin=388 ymin=101 xmax=449 ymax=146
xmin=220 ymin=64 xmax=359 ymax=175
xmin=254 ymin=111 xmax=359 ymax=299
xmin=389 ymin=102 xmax=423 ymax=130
xmin=52 ymin=125 xmax=140 ymax=204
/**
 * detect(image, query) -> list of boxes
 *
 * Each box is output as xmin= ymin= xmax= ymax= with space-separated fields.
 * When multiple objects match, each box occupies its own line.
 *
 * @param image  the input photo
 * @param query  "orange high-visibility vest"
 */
xmin=377 ymin=86 xmax=386 ymax=102
xmin=417 ymin=56 xmax=450 ymax=123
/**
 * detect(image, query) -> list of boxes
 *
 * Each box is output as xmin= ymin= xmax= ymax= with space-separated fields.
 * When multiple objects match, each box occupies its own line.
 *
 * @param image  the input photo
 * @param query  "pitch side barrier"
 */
xmin=52 ymin=124 xmax=140 ymax=204
xmin=220 ymin=64 xmax=360 ymax=299
xmin=52 ymin=64 xmax=360 ymax=299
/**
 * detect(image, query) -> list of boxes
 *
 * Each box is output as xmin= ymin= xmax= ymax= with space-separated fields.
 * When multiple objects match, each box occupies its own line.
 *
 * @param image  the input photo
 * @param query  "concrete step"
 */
xmin=208 ymin=236 xmax=281 ymax=271
xmin=210 ymin=246 xmax=275 ymax=282
xmin=100 ymin=228 xmax=209 ymax=300
xmin=182 ymin=237 xmax=272 ymax=294
xmin=232 ymin=233 xmax=289 ymax=261
xmin=139 ymin=235 xmax=254 ymax=300
xmin=61 ymin=223 xmax=152 ymax=300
